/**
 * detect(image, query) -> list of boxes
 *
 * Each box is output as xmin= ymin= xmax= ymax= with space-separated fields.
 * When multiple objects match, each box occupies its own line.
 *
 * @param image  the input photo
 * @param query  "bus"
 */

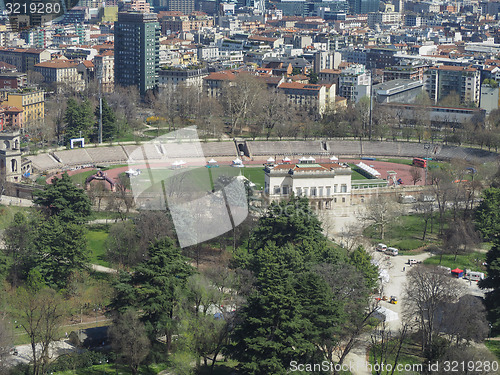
xmin=412 ymin=158 xmax=427 ymax=168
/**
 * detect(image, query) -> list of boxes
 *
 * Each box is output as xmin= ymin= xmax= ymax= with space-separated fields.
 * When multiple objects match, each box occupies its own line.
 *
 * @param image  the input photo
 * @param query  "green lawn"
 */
xmin=346 ymin=164 xmax=371 ymax=180
xmin=52 ymin=362 xmax=168 ymax=375
xmin=242 ymin=167 xmax=265 ymax=189
xmin=369 ymin=335 xmax=424 ymax=375
xmin=423 ymin=251 xmax=486 ymax=272
xmin=364 ymin=214 xmax=440 ymax=253
xmin=0 ymin=205 xmax=33 ymax=230
xmin=485 ymin=340 xmax=500 ymax=360
xmin=87 ymin=229 xmax=110 ymax=267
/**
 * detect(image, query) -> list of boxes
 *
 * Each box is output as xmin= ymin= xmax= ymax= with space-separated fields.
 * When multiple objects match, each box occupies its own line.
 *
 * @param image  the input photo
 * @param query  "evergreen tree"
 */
xmin=34 ymin=172 xmax=91 ymax=223
xmin=64 ymin=98 xmax=94 ymax=145
xmin=475 ymin=188 xmax=500 ymax=241
xmin=228 ymin=244 xmax=316 ymax=374
xmin=33 ymin=217 xmax=89 ymax=289
xmin=349 ymin=246 xmax=379 ymax=290
xmin=95 ymin=97 xmax=117 ymax=141
xmin=479 ymin=240 xmax=500 ymax=331
xmin=110 ymin=238 xmax=195 ymax=352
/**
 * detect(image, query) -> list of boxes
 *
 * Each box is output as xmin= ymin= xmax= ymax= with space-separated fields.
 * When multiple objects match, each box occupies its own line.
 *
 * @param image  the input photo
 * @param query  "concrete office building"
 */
xmin=115 ymin=12 xmax=160 ymax=94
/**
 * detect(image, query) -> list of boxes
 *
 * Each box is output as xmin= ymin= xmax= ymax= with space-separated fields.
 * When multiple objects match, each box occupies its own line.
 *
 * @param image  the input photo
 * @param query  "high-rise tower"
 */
xmin=114 ymin=12 xmax=160 ymax=95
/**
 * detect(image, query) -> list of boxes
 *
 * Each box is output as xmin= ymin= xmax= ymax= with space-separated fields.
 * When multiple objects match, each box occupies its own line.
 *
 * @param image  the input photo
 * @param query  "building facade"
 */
xmin=338 ymin=64 xmax=371 ymax=102
xmin=34 ymin=60 xmax=85 ymax=92
xmin=264 ymin=159 xmax=352 ymax=208
xmin=4 ymin=90 xmax=44 ymax=127
xmin=114 ymin=12 xmax=160 ymax=95
xmin=424 ymin=65 xmax=480 ymax=106
xmin=158 ymin=66 xmax=209 ymax=89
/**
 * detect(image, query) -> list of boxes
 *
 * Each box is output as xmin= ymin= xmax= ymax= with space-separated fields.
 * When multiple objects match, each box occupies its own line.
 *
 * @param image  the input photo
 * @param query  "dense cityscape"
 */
xmin=0 ymin=0 xmax=498 ymax=374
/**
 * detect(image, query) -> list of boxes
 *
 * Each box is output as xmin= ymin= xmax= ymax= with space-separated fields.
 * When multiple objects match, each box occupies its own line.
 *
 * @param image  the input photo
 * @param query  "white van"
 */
xmin=408 ymin=259 xmax=418 ymax=265
xmin=465 ymin=270 xmax=485 ymax=281
xmin=387 ymin=247 xmax=399 ymax=256
xmin=376 ymin=243 xmax=387 ymax=252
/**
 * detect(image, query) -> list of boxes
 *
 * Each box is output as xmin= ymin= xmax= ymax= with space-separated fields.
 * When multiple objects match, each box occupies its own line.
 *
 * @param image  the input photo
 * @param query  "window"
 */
xmin=274 ymin=186 xmax=280 ymax=195
xmin=342 ymin=197 xmax=346 ymax=203
xmin=303 ymin=188 xmax=309 ymax=196
xmin=341 ymin=184 xmax=347 ymax=193
xmin=282 ymin=186 xmax=289 ymax=195
xmin=334 ymin=185 xmax=338 ymax=193
xmin=318 ymin=187 xmax=323 ymax=197
xmin=296 ymin=187 xmax=302 ymax=196
xmin=326 ymin=186 xmax=331 ymax=196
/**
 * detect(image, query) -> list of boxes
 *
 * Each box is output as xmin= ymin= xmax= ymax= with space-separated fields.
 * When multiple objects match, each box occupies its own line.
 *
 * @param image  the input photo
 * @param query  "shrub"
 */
xmin=47 ymin=351 xmax=109 ymax=372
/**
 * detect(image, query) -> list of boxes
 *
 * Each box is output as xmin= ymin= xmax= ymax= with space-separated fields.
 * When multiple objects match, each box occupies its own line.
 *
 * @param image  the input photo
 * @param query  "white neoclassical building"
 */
xmin=264 ymin=158 xmax=352 ymax=209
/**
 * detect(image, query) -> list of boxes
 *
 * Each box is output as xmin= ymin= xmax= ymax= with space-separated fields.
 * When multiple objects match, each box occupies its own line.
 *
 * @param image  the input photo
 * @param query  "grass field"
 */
xmin=423 ymin=251 xmax=486 ymax=272
xmin=87 ymin=229 xmax=110 ymax=267
xmin=349 ymin=166 xmax=371 ymax=180
xmin=0 ymin=205 xmax=33 ymax=230
xmin=364 ymin=214 xmax=440 ymax=253
xmin=485 ymin=340 xmax=500 ymax=360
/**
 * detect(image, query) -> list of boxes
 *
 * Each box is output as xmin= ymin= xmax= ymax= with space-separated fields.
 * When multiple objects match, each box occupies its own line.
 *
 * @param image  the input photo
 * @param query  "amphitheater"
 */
xmin=28 ymin=140 xmax=499 ymax=174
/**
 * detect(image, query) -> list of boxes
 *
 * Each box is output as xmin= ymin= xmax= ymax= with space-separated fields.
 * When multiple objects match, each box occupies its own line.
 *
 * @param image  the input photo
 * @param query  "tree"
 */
xmin=413 ymin=200 xmax=434 ymax=241
xmin=34 ymin=172 xmax=91 ymax=223
xmin=479 ymin=240 xmax=500 ymax=331
xmin=403 ymin=265 xmax=465 ymax=358
xmin=109 ymin=309 xmax=150 ymax=375
xmin=409 ymin=166 xmax=422 ymax=185
xmin=95 ymin=97 xmax=117 ymax=141
xmin=220 ymin=74 xmax=265 ymax=135
xmin=349 ymin=246 xmax=379 ymax=290
xmin=440 ymin=295 xmax=489 ymax=345
xmin=63 ymin=99 xmax=94 ymax=145
xmin=434 ymin=346 xmax=498 ymax=375
xmin=227 ymin=244 xmax=318 ymax=375
xmin=178 ymin=273 xmax=230 ymax=369
xmin=105 ymin=221 xmax=140 ymax=268
xmin=360 ymin=195 xmax=398 ymax=240
xmin=258 ymin=90 xmax=289 ymax=139
xmin=110 ymin=238 xmax=194 ymax=353
xmin=4 ymin=211 xmax=37 ymax=285
xmin=442 ymin=218 xmax=480 ymax=261
xmin=34 ymin=217 xmax=89 ymax=289
xmin=475 ymin=187 xmax=500 ymax=241
xmin=12 ymin=270 xmax=67 ymax=375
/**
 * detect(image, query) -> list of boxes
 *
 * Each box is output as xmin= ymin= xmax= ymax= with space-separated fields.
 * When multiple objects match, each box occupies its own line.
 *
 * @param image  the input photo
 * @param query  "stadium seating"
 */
xmin=54 ymin=149 xmax=93 ymax=167
xmin=201 ymin=142 xmax=238 ymax=157
xmin=85 ymin=146 xmax=128 ymax=164
xmin=30 ymin=153 xmax=61 ymax=171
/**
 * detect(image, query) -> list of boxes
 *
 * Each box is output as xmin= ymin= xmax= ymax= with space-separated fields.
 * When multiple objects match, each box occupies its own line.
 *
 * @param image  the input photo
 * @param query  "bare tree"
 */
xmin=258 ymin=90 xmax=289 ymax=139
xmin=220 ymin=74 xmax=266 ymax=135
xmin=442 ymin=217 xmax=481 ymax=261
xmin=370 ymin=322 xmax=409 ymax=375
xmin=12 ymin=273 xmax=67 ymax=375
xmin=403 ymin=265 xmax=465 ymax=357
xmin=360 ymin=195 xmax=399 ymax=240
xmin=434 ymin=346 xmax=498 ymax=375
xmin=440 ymin=295 xmax=489 ymax=345
xmin=413 ymin=200 xmax=434 ymax=241
xmin=109 ymin=309 xmax=150 ymax=375
xmin=409 ymin=166 xmax=422 ymax=185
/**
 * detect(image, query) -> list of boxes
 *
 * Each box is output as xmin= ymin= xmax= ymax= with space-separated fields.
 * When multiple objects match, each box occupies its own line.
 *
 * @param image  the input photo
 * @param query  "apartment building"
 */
xmin=34 ymin=60 xmax=85 ymax=92
xmin=338 ymin=64 xmax=371 ymax=102
xmin=94 ymin=51 xmax=114 ymax=93
xmin=4 ymin=90 xmax=44 ymax=127
xmin=424 ymin=65 xmax=480 ymax=106
xmin=277 ymin=82 xmax=336 ymax=115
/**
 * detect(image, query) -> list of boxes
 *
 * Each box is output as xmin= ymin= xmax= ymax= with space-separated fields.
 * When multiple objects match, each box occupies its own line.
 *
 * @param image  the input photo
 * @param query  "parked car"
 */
xmin=387 ymin=247 xmax=399 ymax=256
xmin=376 ymin=243 xmax=387 ymax=252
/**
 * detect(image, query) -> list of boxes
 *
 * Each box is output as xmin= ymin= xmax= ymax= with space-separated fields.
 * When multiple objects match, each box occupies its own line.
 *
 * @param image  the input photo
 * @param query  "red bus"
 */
xmin=412 ymin=158 xmax=427 ymax=168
